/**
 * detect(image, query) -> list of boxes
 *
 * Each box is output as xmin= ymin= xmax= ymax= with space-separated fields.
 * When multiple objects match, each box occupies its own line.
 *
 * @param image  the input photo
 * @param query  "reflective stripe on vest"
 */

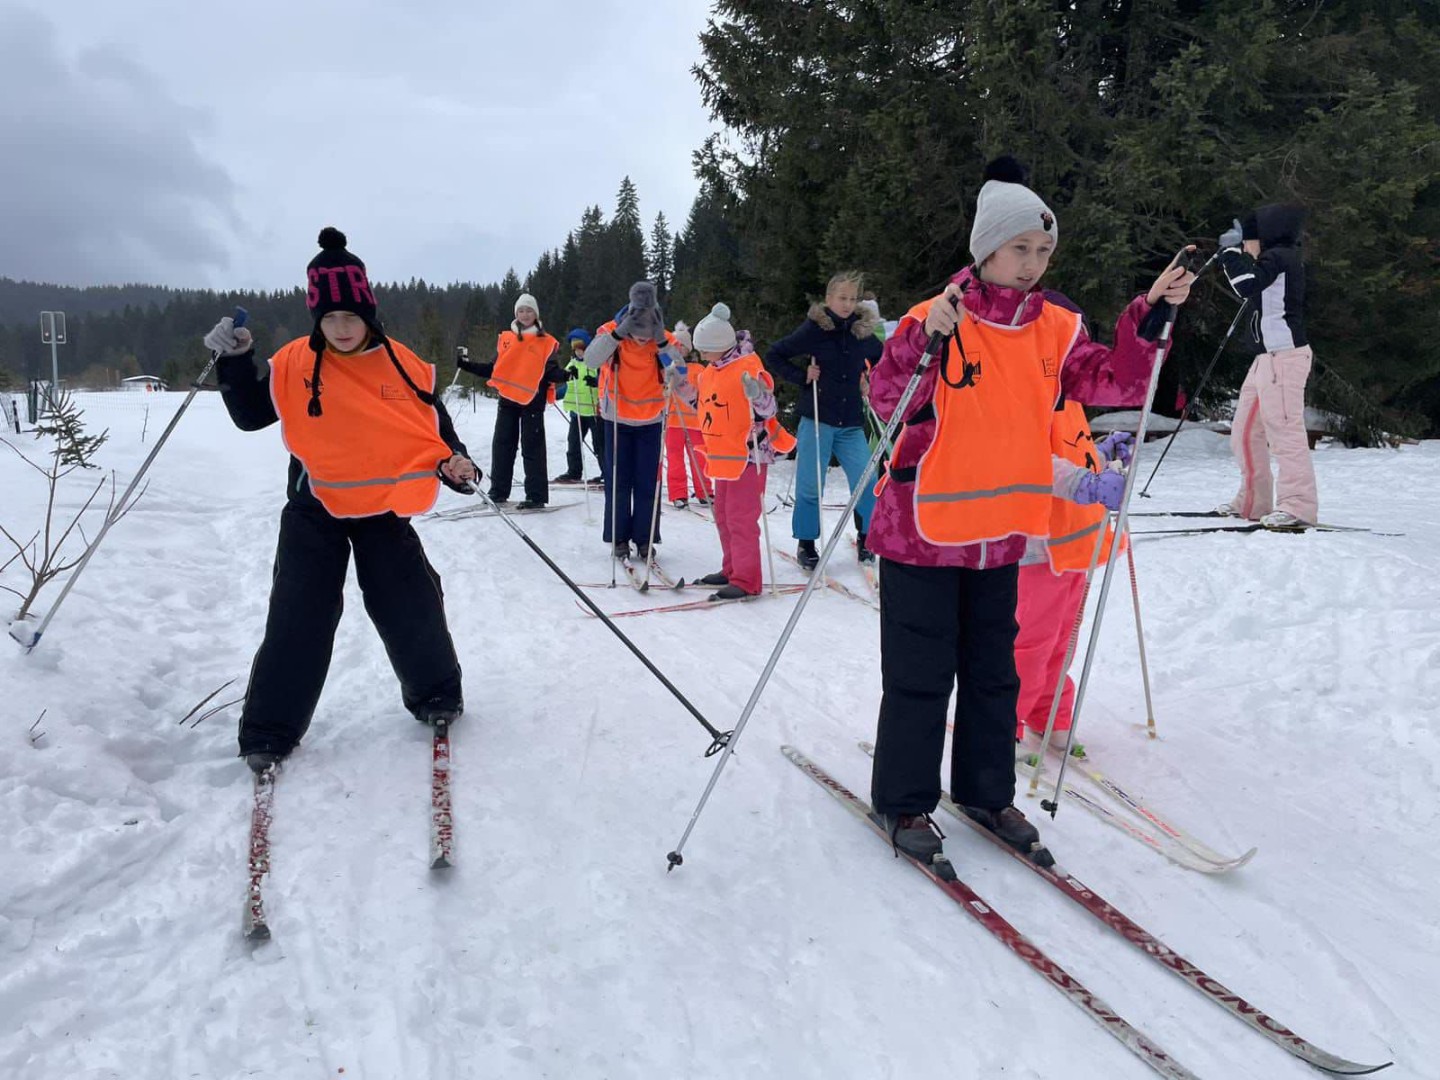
xmin=1046 ymin=399 xmax=1118 ymax=572
xmin=908 ymin=296 xmax=1082 ymax=546
xmin=490 ymin=330 xmax=557 ymax=405
xmin=597 ymin=320 xmax=669 ymax=423
xmin=269 ymin=336 xmax=447 ymax=519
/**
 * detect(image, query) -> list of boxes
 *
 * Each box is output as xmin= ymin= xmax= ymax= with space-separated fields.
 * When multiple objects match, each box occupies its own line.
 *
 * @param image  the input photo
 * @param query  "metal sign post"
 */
xmin=39 ymin=311 xmax=67 ymax=409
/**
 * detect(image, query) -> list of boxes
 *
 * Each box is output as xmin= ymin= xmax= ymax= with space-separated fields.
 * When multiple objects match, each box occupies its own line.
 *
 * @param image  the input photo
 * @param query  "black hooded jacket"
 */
xmin=1219 ymin=204 xmax=1308 ymax=352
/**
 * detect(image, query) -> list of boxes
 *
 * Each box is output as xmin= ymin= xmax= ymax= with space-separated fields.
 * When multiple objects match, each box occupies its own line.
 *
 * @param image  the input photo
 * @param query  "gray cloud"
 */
xmin=0 ymin=1 xmax=715 ymax=290
xmin=0 ymin=4 xmax=239 ymax=286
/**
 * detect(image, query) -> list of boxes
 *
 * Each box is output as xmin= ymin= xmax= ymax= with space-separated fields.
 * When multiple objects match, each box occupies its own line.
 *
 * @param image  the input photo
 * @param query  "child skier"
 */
xmin=1214 ymin=204 xmax=1318 ymax=527
xmin=765 ymin=271 xmax=885 ymax=569
xmin=554 ymin=328 xmax=604 ymax=484
xmin=1014 ymin=401 xmax=1135 ymax=743
xmin=458 ymin=294 xmax=565 ymax=510
xmin=203 ymin=227 xmax=479 ymax=775
xmin=667 ymin=305 xmax=796 ymax=600
xmin=664 ymin=322 xmax=712 ymax=509
xmin=582 ymin=281 xmax=682 ymax=561
xmin=865 ymin=158 xmax=1193 ymax=871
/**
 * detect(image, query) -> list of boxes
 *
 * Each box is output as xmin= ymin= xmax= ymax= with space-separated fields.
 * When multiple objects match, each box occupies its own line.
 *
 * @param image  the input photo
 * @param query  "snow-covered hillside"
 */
xmin=2 ymin=390 xmax=1435 ymax=1079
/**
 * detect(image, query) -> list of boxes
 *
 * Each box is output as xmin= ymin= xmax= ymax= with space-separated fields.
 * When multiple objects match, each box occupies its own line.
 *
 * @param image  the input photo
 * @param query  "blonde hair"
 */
xmin=825 ymin=270 xmax=865 ymax=298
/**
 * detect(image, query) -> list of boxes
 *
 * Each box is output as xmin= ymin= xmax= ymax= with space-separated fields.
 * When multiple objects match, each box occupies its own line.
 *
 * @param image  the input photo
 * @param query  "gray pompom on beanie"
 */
xmin=968 ymin=156 xmax=1058 ymax=266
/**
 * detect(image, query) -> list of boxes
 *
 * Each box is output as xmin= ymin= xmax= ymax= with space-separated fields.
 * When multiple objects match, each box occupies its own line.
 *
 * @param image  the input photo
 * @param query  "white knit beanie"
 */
xmin=692 ymin=302 xmax=737 ymax=353
xmin=514 ymin=293 xmax=539 ymax=318
xmin=968 ymin=156 xmax=1058 ymax=267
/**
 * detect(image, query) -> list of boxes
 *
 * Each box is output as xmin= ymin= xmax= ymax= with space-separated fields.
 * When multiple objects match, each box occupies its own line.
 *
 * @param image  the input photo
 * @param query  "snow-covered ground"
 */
xmin=2 ymin=389 xmax=1436 ymax=1080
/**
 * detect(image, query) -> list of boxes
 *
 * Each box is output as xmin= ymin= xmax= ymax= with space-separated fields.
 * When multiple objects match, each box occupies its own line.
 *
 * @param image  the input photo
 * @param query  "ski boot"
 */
xmin=696 ymin=571 xmax=729 ymax=586
xmin=960 ymin=804 xmax=1054 ymax=867
xmin=245 ymin=751 xmax=284 ymax=777
xmin=415 ymin=700 xmax=463 ymax=729
xmin=796 ymin=539 xmax=819 ymax=571
xmin=872 ymin=811 xmax=956 ymax=881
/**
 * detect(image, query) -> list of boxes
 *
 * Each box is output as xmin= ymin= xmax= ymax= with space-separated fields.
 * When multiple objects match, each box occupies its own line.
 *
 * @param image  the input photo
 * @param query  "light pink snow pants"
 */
xmin=1230 ymin=345 xmax=1319 ymax=522
xmin=1014 ymin=564 xmax=1086 ymax=739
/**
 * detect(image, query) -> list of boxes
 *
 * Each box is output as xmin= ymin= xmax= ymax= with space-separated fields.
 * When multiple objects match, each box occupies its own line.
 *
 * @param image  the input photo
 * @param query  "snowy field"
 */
xmin=2 ymin=388 xmax=1437 ymax=1080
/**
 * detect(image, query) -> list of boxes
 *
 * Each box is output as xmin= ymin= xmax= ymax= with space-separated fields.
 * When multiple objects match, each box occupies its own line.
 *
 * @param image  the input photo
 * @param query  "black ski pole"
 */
xmin=1138 ymin=299 xmax=1247 ymax=498
xmin=666 ymin=305 xmax=956 ymax=873
xmin=471 ymin=486 xmax=732 ymax=755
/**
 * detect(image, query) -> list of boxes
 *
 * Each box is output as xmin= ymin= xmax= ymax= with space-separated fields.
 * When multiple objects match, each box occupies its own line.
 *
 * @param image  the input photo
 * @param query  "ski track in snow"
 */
xmin=1 ymin=390 xmax=1435 ymax=1079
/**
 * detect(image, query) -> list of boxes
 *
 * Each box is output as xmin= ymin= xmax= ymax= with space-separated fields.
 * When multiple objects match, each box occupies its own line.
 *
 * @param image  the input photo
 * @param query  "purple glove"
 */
xmin=1073 ymin=470 xmax=1126 ymax=511
xmin=1097 ymin=430 xmax=1135 ymax=466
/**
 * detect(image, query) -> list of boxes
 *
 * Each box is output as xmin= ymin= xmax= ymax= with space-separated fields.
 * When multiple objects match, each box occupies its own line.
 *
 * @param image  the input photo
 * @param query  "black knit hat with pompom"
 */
xmin=306 ymin=227 xmax=380 ymax=334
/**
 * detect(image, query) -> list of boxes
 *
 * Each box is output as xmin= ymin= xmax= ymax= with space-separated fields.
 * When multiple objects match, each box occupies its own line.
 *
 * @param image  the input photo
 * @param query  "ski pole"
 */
xmin=1035 ymin=263 xmax=1187 ymax=814
xmin=811 ymin=374 xmax=824 ymax=543
xmin=1138 ymin=299 xmax=1247 ymax=498
xmin=12 ymin=308 xmax=247 ymax=651
xmin=473 ymin=485 xmax=731 ymax=753
xmin=1126 ymin=534 xmax=1157 ymax=738
xmin=608 ymin=367 xmax=620 ymax=587
xmin=667 ymin=317 xmax=951 ymax=872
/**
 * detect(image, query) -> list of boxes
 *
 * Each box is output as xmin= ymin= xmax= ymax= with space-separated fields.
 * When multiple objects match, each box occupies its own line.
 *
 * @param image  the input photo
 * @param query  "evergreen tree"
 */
xmin=647 ymin=213 xmax=674 ymax=301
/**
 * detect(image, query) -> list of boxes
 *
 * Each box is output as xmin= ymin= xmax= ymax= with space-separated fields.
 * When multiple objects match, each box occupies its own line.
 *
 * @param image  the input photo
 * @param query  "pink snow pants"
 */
xmin=1014 ymin=563 xmax=1087 ymax=739
xmin=665 ymin=426 xmax=712 ymax=502
xmin=1230 ymin=346 xmax=1319 ymax=522
xmin=713 ymin=463 xmax=767 ymax=595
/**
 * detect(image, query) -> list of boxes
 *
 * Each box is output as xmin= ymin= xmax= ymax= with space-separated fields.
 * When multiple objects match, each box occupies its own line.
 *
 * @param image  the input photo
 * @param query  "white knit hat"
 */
xmin=968 ymin=157 xmax=1058 ymax=266
xmin=514 ymin=293 xmax=539 ymax=318
xmin=692 ymin=302 xmax=737 ymax=353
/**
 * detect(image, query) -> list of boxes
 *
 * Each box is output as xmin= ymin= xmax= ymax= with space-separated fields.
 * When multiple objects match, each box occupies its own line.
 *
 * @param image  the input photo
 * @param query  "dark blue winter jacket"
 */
xmin=765 ymin=303 xmax=884 ymax=428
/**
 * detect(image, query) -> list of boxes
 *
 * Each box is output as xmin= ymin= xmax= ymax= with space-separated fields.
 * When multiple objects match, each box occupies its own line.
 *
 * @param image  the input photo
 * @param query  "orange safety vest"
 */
xmin=666 ymin=363 xmax=703 ymax=429
xmin=489 ymin=329 xmax=558 ymax=405
xmin=269 ymin=336 xmax=450 ymax=519
xmin=909 ymin=296 xmax=1083 ymax=547
xmin=1045 ymin=400 xmax=1121 ymax=572
xmin=696 ymin=357 xmax=798 ymax=480
xmin=596 ymin=320 xmax=671 ymax=423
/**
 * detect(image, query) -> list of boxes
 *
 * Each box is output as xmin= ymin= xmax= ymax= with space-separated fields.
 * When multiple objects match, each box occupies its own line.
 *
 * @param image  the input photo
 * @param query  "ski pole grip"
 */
xmin=233 ymin=307 xmax=249 ymax=329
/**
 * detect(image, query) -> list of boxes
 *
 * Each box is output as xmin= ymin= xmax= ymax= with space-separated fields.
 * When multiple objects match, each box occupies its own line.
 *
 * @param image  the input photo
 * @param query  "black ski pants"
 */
xmin=870 ymin=558 xmax=1021 ymax=816
xmin=489 ymin=395 xmax=548 ymax=503
xmin=237 ymin=498 xmax=463 ymax=756
xmin=565 ymin=412 xmax=602 ymax=478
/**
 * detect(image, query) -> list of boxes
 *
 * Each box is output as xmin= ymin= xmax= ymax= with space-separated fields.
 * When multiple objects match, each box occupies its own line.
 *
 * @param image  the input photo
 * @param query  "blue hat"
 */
xmin=566 ymin=327 xmax=592 ymax=346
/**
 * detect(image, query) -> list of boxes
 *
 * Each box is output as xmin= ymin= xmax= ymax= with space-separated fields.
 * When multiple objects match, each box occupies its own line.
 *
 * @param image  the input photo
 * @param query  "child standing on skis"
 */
xmin=664 ymin=322 xmax=712 ymax=509
xmin=582 ymin=281 xmax=682 ymax=561
xmin=668 ymin=305 xmax=796 ymax=601
xmin=1215 ymin=204 xmax=1318 ymax=527
xmin=1014 ymin=401 xmax=1135 ymax=744
xmin=554 ymin=328 xmax=604 ymax=485
xmin=865 ymin=158 xmax=1193 ymax=872
xmin=203 ymin=227 xmax=479 ymax=775
xmin=458 ymin=294 xmax=565 ymax=510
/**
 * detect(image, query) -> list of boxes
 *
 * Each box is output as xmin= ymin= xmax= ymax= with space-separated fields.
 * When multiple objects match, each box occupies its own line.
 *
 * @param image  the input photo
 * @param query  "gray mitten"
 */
xmin=740 ymin=371 xmax=766 ymax=402
xmin=204 ymin=316 xmax=253 ymax=357
xmin=1218 ymin=218 xmax=1243 ymax=250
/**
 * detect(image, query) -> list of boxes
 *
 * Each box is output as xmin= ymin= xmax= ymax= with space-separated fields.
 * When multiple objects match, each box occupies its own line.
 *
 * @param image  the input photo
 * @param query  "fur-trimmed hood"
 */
xmin=807 ymin=301 xmax=880 ymax=340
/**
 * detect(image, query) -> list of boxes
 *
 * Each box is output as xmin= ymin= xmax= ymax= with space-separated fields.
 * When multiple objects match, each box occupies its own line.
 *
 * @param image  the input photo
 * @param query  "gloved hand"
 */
xmin=438 ymin=454 xmax=481 ymax=494
xmin=663 ymin=361 xmax=689 ymax=391
xmin=204 ymin=316 xmax=253 ymax=357
xmin=1073 ymin=470 xmax=1126 ymax=511
xmin=584 ymin=373 xmax=598 ymax=388
xmin=1218 ymin=218 xmax=1243 ymax=250
xmin=741 ymin=371 xmax=766 ymax=402
xmin=1096 ymin=430 xmax=1135 ymax=466
xmin=673 ymin=327 xmax=693 ymax=353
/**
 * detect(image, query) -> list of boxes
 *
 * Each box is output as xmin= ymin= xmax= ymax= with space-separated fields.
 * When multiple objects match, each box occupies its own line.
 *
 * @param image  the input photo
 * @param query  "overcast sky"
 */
xmin=0 ymin=1 xmax=718 ymax=290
